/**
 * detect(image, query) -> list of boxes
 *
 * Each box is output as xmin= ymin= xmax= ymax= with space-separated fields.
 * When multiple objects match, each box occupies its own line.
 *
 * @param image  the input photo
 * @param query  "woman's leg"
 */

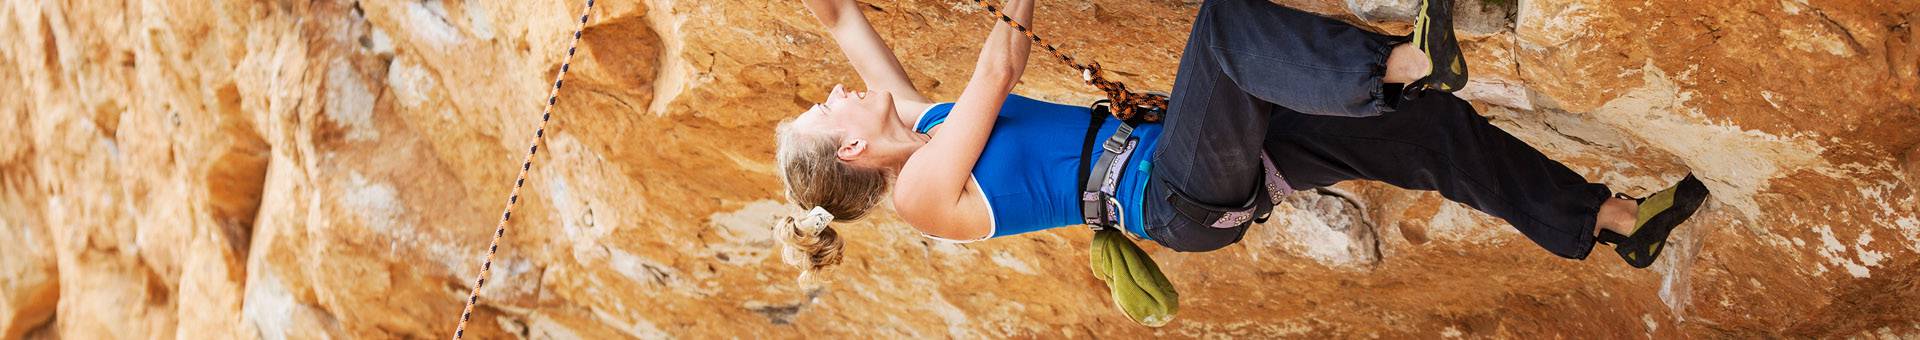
xmin=1145 ymin=0 xmax=1406 ymax=252
xmin=1182 ymin=0 xmax=1408 ymax=117
xmin=1263 ymin=94 xmax=1614 ymax=259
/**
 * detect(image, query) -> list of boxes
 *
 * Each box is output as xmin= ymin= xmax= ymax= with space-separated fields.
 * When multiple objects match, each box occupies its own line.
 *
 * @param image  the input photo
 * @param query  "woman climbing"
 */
xmin=775 ymin=0 xmax=1710 ymax=273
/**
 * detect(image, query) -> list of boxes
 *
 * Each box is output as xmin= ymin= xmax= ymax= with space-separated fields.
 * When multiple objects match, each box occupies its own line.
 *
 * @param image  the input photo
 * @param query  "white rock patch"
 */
xmin=242 ymin=270 xmax=295 ymax=340
xmin=406 ymin=0 xmax=464 ymax=45
xmin=1779 ymin=26 xmax=1855 ymax=57
xmin=925 ymin=290 xmax=978 ymax=339
xmin=1813 ymin=225 xmax=1873 ymax=278
xmin=464 ymin=2 xmax=495 ymax=40
xmin=989 ymin=250 xmax=1037 ymax=275
xmin=343 ymin=172 xmax=402 ymax=232
xmin=1897 ymin=216 xmax=1920 ymax=252
xmin=324 ymin=59 xmax=378 ymax=141
xmin=385 ymin=58 xmax=436 ymax=108
xmin=1643 ymin=313 xmax=1659 ymax=334
xmin=1856 ymin=232 xmax=1887 ymax=267
xmin=588 ymin=303 xmax=668 ymax=339
xmin=1276 ymin=209 xmax=1361 ymax=267
xmin=705 ymin=200 xmax=784 ymax=266
xmin=1424 ymin=203 xmax=1507 ymax=243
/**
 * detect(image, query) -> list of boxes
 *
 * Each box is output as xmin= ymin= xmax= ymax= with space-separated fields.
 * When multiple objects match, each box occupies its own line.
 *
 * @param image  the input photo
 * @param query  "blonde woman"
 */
xmin=777 ymin=0 xmax=1708 ymax=269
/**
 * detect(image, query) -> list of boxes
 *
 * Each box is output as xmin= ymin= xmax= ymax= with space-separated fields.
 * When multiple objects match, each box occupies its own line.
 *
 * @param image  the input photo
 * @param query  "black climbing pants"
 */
xmin=1143 ymin=0 xmax=1612 ymax=259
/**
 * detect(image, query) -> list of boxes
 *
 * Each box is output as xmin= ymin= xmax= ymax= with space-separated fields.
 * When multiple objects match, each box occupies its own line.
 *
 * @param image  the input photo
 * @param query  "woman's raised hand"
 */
xmin=800 ymin=0 xmax=856 ymax=26
xmin=977 ymin=0 xmax=1035 ymax=88
xmin=801 ymin=0 xmax=931 ymax=104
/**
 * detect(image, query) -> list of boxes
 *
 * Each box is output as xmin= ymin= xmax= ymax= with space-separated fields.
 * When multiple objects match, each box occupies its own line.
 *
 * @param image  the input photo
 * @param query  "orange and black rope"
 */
xmin=970 ymin=0 xmax=1167 ymax=122
xmin=450 ymin=0 xmax=594 ymax=339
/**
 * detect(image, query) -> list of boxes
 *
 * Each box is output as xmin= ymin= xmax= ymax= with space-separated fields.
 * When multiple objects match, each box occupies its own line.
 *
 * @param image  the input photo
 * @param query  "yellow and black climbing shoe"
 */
xmin=1598 ymin=174 xmax=1710 ymax=268
xmin=1406 ymin=0 xmax=1468 ymax=96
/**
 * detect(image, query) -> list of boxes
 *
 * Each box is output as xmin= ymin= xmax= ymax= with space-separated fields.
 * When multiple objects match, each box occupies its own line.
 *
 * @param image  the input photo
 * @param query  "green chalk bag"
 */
xmin=1088 ymin=229 xmax=1178 ymax=327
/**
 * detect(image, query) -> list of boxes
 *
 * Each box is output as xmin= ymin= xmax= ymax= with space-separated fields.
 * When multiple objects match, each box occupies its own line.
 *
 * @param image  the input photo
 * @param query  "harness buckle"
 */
xmin=1082 ymin=191 xmax=1106 ymax=229
xmin=1080 ymin=101 xmax=1145 ymax=235
xmin=1102 ymin=123 xmax=1134 ymax=154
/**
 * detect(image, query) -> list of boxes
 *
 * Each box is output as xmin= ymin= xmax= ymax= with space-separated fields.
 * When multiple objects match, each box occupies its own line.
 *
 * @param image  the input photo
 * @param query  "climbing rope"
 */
xmin=971 ymin=0 xmax=1168 ymax=123
xmin=450 ymin=0 xmax=595 ymax=339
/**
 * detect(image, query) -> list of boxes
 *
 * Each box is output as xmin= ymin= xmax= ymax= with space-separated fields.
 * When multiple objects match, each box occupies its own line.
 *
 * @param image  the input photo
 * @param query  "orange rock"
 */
xmin=2 ymin=0 xmax=1917 ymax=337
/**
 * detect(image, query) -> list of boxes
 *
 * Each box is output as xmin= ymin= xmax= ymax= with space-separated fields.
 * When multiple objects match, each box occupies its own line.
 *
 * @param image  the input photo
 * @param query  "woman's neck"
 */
xmin=871 ymin=110 xmax=932 ymax=171
xmin=871 ymin=133 xmax=927 ymax=171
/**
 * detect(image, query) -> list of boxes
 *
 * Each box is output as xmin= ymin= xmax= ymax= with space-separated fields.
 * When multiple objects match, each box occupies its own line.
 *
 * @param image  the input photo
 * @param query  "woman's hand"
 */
xmin=997 ymin=0 xmax=1036 ymax=86
xmin=800 ymin=0 xmax=859 ymax=28
xmin=801 ymin=0 xmax=931 ymax=104
xmin=972 ymin=0 xmax=1035 ymax=90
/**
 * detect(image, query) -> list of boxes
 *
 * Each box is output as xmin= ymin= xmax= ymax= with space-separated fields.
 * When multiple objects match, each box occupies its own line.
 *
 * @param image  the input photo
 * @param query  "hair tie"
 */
xmin=776 ymin=206 xmax=843 ymax=284
xmin=798 ymin=206 xmax=834 ymax=232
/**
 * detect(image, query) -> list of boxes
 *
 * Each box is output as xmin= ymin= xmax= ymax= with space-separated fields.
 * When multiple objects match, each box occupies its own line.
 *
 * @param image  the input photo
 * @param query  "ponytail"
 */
xmin=775 ymin=206 xmax=843 ymax=281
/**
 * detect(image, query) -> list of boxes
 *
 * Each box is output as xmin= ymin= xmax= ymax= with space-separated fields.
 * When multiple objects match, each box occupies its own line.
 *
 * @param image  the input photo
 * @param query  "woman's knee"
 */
xmin=1143 ymin=178 xmax=1261 ymax=252
xmin=1147 ymin=219 xmax=1249 ymax=252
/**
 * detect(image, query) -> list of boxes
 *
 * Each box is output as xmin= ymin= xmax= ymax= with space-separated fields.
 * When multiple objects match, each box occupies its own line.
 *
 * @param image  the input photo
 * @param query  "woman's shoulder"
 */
xmin=891 ymin=176 xmax=995 ymax=242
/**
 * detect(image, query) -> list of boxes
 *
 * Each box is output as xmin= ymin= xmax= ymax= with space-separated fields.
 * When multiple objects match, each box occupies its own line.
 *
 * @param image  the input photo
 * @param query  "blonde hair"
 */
xmin=775 ymin=207 xmax=842 ymax=278
xmin=776 ymin=121 xmax=891 ymax=221
xmin=772 ymin=120 xmax=891 ymax=275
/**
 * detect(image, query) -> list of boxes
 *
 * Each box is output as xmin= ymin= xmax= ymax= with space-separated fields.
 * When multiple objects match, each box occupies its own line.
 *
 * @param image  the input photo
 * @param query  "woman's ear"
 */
xmin=836 ymin=138 xmax=866 ymax=161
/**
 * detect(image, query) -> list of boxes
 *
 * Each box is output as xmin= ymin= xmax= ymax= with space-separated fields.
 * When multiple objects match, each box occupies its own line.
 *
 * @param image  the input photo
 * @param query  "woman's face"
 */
xmin=793 ymin=84 xmax=898 ymax=157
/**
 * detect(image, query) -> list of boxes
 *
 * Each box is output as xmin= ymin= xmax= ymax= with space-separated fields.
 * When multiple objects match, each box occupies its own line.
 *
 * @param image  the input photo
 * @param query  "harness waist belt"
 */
xmin=1082 ymin=122 xmax=1138 ymax=231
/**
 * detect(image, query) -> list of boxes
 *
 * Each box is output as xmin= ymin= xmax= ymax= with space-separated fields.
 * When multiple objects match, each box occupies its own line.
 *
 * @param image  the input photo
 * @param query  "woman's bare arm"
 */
xmin=893 ymin=0 xmax=1035 ymax=240
xmin=802 ymin=0 xmax=932 ymax=105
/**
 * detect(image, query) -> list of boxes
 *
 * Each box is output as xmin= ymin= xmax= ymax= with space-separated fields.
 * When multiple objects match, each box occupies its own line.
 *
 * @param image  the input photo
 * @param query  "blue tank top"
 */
xmin=913 ymin=94 xmax=1161 ymax=240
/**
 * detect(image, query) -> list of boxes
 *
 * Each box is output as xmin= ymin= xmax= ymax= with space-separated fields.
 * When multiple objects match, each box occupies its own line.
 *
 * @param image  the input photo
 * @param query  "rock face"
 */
xmin=3 ymin=0 xmax=1918 ymax=338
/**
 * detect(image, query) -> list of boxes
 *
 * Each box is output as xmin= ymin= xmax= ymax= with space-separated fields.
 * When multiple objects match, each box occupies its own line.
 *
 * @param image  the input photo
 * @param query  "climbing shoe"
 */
xmin=1406 ymin=0 xmax=1468 ymax=96
xmin=1089 ymin=229 xmax=1178 ymax=327
xmin=1598 ymin=174 xmax=1711 ymax=268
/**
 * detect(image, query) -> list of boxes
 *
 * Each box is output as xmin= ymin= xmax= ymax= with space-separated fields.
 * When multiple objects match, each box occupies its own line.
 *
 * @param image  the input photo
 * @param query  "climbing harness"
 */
xmin=449 ymin=0 xmax=595 ymax=339
xmin=973 ymin=1 xmax=1309 ymax=325
xmin=1078 ymin=101 xmax=1136 ymax=232
xmin=970 ymin=0 xmax=1168 ymax=124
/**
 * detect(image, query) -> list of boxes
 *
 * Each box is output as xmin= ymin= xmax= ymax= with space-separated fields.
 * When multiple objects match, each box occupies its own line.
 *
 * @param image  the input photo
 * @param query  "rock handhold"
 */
xmin=1279 ymin=187 xmax=1383 ymax=268
xmin=1906 ymin=146 xmax=1920 ymax=201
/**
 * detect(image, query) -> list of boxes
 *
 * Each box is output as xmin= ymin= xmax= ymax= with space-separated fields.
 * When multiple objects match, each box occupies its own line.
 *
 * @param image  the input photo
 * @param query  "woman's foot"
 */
xmin=1383 ymin=44 xmax=1432 ymax=84
xmin=1405 ymin=0 xmax=1467 ymax=95
xmin=1597 ymin=174 xmax=1712 ymax=268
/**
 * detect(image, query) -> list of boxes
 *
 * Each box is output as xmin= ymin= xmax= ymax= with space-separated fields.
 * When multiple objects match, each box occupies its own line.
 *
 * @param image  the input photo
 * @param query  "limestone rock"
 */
xmin=1342 ymin=0 xmax=1513 ymax=36
xmin=1907 ymin=146 xmax=1920 ymax=199
xmin=1269 ymin=188 xmax=1382 ymax=268
xmin=1344 ymin=0 xmax=1418 ymax=22
xmin=3 ymin=0 xmax=1918 ymax=338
